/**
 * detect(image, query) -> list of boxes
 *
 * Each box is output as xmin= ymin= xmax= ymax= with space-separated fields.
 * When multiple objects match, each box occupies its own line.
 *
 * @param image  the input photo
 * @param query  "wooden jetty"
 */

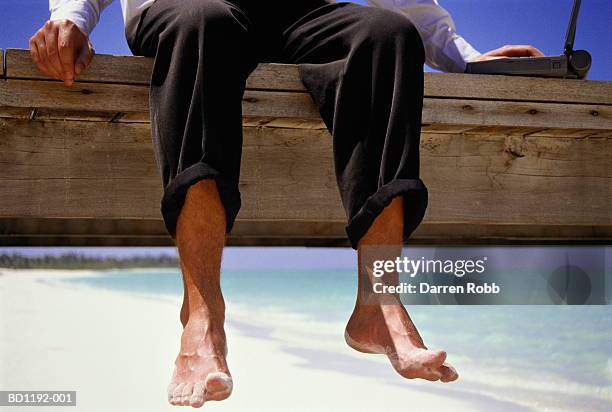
xmin=1 ymin=48 xmax=610 ymax=246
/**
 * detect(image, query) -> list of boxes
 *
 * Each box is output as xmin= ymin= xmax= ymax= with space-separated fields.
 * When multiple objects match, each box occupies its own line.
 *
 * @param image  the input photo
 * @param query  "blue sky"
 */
xmin=1 ymin=0 xmax=610 ymax=80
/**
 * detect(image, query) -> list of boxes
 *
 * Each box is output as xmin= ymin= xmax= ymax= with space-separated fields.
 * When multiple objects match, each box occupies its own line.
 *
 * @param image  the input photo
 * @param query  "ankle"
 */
xmin=186 ymin=303 xmax=225 ymax=324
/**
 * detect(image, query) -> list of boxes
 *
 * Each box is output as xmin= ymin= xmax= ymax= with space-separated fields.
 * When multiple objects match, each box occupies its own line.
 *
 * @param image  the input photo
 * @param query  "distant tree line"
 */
xmin=0 ymin=253 xmax=179 ymax=269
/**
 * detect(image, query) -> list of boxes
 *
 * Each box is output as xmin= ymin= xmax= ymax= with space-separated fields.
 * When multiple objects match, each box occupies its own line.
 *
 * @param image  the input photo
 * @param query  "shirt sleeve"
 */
xmin=365 ymin=0 xmax=481 ymax=73
xmin=49 ymin=0 xmax=114 ymax=35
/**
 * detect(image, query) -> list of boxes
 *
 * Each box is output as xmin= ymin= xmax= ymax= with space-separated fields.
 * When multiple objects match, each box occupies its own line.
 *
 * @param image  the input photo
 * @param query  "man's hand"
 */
xmin=29 ymin=20 xmax=95 ymax=86
xmin=473 ymin=45 xmax=545 ymax=62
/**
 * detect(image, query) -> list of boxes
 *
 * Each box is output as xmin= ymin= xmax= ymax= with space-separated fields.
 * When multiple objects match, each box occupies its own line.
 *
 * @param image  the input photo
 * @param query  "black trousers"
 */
xmin=127 ymin=0 xmax=427 ymax=249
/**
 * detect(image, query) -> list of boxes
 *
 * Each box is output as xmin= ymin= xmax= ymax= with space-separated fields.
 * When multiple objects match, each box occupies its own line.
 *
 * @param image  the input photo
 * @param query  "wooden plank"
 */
xmin=6 ymin=48 xmax=612 ymax=105
xmin=527 ymin=128 xmax=612 ymax=139
xmin=6 ymin=48 xmax=153 ymax=85
xmin=5 ymin=48 xmax=306 ymax=91
xmin=1 ymin=219 xmax=610 ymax=246
xmin=1 ymin=49 xmax=4 ymax=79
xmin=2 ymin=48 xmax=611 ymax=245
xmin=424 ymin=73 xmax=612 ymax=106
xmin=1 ymin=119 xmax=610 ymax=234
xmin=423 ymin=99 xmax=612 ymax=130
xmin=0 ymin=79 xmax=150 ymax=113
xmin=0 ymin=79 xmax=319 ymax=118
xmin=2 ymin=79 xmax=610 ymax=130
xmin=0 ymin=106 xmax=31 ymax=119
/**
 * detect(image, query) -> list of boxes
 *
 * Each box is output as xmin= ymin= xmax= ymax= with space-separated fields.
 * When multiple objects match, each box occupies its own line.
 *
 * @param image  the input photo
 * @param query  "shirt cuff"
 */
xmin=49 ymin=1 xmax=96 ymax=35
xmin=454 ymin=36 xmax=481 ymax=66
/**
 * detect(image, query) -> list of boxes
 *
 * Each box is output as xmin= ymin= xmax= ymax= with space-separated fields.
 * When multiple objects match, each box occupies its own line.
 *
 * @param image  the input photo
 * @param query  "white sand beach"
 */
xmin=0 ymin=268 xmax=495 ymax=412
xmin=1 ymin=268 xmax=610 ymax=412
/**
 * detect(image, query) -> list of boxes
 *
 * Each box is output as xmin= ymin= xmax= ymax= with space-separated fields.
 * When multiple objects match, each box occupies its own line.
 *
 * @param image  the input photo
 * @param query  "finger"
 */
xmin=58 ymin=26 xmax=77 ymax=85
xmin=34 ymin=36 xmax=63 ymax=80
xmin=30 ymin=43 xmax=55 ymax=78
xmin=501 ymin=45 xmax=545 ymax=57
xmin=28 ymin=36 xmax=44 ymax=72
xmin=75 ymin=43 xmax=94 ymax=75
xmin=526 ymin=45 xmax=545 ymax=57
xmin=43 ymin=22 xmax=65 ymax=81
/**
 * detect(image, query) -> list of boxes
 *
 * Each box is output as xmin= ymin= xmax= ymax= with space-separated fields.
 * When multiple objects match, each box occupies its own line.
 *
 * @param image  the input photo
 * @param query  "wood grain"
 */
xmin=6 ymin=48 xmax=306 ymax=90
xmin=1 ymin=118 xmax=610 ymax=245
xmin=2 ymin=47 xmax=611 ymax=245
xmin=5 ymin=48 xmax=612 ymax=104
xmin=2 ymin=79 xmax=610 ymax=130
xmin=2 ymin=218 xmax=609 ymax=246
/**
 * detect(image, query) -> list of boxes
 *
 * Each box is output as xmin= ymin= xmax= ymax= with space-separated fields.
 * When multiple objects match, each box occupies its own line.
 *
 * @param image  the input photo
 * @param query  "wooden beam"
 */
xmin=2 ymin=48 xmax=611 ymax=246
xmin=5 ymin=48 xmax=612 ymax=105
xmin=1 ymin=218 xmax=610 ymax=246
xmin=1 ymin=118 xmax=610 ymax=245
xmin=5 ymin=48 xmax=306 ymax=91
xmin=1 ymin=79 xmax=610 ymax=130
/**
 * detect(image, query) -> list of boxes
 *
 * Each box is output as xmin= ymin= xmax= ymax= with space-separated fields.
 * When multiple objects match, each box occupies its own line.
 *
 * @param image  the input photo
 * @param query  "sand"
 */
xmin=0 ymin=268 xmax=529 ymax=412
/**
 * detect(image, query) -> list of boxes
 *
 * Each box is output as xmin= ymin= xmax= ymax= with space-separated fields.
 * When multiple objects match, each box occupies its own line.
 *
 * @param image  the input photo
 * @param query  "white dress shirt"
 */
xmin=49 ymin=0 xmax=481 ymax=73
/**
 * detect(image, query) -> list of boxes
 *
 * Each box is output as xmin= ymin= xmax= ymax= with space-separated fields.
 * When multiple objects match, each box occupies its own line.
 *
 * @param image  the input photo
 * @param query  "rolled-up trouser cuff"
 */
xmin=345 ymin=179 xmax=428 ymax=249
xmin=160 ymin=162 xmax=241 ymax=239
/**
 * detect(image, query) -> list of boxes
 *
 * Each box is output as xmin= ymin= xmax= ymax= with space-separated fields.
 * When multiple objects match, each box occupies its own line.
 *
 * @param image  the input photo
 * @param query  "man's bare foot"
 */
xmin=345 ymin=304 xmax=459 ymax=382
xmin=168 ymin=312 xmax=233 ymax=407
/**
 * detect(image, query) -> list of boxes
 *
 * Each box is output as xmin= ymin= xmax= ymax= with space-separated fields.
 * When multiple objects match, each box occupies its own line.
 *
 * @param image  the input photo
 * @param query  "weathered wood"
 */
xmin=423 ymin=99 xmax=611 ymax=130
xmin=6 ymin=48 xmax=306 ymax=90
xmin=1 ymin=118 xmax=610 ymax=245
xmin=1 ymin=218 xmax=609 ymax=246
xmin=5 ymin=48 xmax=612 ymax=105
xmin=1 ymin=48 xmax=611 ymax=245
xmin=2 ymin=79 xmax=610 ymax=130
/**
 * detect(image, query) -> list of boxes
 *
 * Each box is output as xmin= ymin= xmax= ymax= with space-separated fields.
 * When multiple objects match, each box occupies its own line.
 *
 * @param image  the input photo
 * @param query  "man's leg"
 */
xmin=171 ymin=180 xmax=232 ymax=407
xmin=280 ymin=2 xmax=456 ymax=382
xmin=345 ymin=196 xmax=458 ymax=382
xmin=126 ymin=0 xmax=260 ymax=406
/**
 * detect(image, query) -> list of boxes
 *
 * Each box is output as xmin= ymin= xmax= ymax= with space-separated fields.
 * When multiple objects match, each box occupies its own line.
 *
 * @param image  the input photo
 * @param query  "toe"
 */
xmin=422 ymin=368 xmax=443 ymax=381
xmin=190 ymin=381 xmax=206 ymax=408
xmin=205 ymin=372 xmax=233 ymax=400
xmin=181 ymin=383 xmax=194 ymax=405
xmin=440 ymin=363 xmax=459 ymax=383
xmin=421 ymin=349 xmax=447 ymax=368
xmin=172 ymin=383 xmax=185 ymax=405
xmin=400 ymin=364 xmax=443 ymax=381
xmin=167 ymin=383 xmax=176 ymax=404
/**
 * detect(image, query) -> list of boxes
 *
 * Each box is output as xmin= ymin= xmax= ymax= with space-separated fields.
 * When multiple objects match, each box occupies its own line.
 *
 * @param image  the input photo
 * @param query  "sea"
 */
xmin=55 ymin=261 xmax=612 ymax=412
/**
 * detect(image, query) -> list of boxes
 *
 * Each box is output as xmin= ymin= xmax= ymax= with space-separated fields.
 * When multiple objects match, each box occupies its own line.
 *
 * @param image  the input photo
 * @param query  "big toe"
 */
xmin=440 ymin=363 xmax=459 ymax=383
xmin=205 ymin=372 xmax=233 ymax=400
xmin=420 ymin=349 xmax=447 ymax=368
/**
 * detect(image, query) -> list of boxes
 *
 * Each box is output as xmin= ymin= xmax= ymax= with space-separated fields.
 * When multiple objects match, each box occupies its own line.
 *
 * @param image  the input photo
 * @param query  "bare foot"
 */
xmin=168 ymin=313 xmax=233 ymax=407
xmin=345 ymin=304 xmax=458 ymax=382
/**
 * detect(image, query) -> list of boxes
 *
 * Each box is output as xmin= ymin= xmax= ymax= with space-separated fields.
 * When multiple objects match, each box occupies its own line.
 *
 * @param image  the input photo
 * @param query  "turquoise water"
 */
xmin=61 ymin=268 xmax=612 ymax=403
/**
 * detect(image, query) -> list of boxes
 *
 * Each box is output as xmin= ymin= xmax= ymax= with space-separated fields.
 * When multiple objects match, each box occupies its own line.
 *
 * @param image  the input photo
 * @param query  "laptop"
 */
xmin=465 ymin=0 xmax=592 ymax=79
